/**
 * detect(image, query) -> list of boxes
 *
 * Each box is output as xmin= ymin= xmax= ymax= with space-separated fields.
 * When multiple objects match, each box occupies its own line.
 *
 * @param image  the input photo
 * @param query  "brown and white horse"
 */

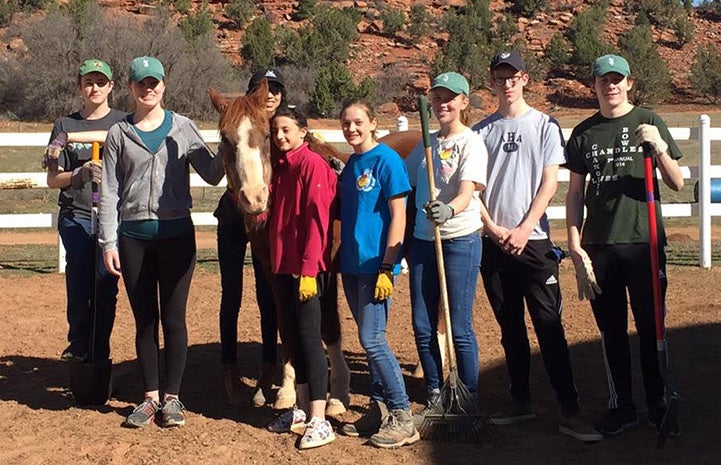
xmin=209 ymin=81 xmax=423 ymax=413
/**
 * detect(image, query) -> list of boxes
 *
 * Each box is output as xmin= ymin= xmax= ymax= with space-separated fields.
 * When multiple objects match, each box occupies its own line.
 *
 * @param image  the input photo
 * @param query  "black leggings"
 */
xmin=119 ymin=232 xmax=196 ymax=395
xmin=275 ymin=273 xmax=328 ymax=402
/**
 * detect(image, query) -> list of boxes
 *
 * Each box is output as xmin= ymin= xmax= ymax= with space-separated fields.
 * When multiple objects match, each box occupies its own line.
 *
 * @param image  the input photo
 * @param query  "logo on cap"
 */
xmin=265 ymin=70 xmax=277 ymax=78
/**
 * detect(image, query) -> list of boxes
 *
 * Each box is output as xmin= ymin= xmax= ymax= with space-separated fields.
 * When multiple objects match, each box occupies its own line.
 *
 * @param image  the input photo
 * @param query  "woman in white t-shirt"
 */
xmin=404 ymin=72 xmax=488 ymax=409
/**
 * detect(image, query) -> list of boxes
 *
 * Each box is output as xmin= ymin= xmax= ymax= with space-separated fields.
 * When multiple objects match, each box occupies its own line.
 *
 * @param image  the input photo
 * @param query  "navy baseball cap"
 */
xmin=490 ymin=51 xmax=525 ymax=71
xmin=248 ymin=69 xmax=285 ymax=92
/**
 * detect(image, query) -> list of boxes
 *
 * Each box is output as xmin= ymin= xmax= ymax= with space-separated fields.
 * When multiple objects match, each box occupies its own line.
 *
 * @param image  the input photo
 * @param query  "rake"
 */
xmin=415 ymin=95 xmax=494 ymax=444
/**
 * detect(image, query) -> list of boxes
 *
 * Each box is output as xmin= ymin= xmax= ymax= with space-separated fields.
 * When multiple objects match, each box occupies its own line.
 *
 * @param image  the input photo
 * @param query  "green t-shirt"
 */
xmin=565 ymin=106 xmax=682 ymax=246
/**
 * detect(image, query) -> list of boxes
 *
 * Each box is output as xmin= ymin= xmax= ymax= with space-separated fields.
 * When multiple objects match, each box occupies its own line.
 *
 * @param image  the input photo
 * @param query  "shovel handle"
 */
xmin=418 ymin=95 xmax=457 ymax=372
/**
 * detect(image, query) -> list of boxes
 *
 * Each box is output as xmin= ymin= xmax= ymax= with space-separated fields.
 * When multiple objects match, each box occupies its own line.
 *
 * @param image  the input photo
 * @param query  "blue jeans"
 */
xmin=409 ymin=232 xmax=481 ymax=396
xmin=342 ymin=273 xmax=409 ymax=411
xmin=58 ymin=215 xmax=118 ymax=359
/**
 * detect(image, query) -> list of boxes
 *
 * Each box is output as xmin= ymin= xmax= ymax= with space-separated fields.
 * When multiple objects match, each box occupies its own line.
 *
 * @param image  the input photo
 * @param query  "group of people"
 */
xmin=45 ymin=49 xmax=683 ymax=450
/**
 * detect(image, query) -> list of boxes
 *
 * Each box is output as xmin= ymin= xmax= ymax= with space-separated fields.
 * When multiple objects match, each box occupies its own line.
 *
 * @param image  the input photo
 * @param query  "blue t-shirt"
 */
xmin=339 ymin=143 xmax=411 ymax=275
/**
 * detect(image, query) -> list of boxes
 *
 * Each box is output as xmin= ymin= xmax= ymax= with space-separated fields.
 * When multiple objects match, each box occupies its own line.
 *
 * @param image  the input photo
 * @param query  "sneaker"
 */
xmin=60 ymin=343 xmax=87 ymax=362
xmin=559 ymin=414 xmax=603 ymax=442
xmin=412 ymin=392 xmax=442 ymax=427
xmin=161 ymin=396 xmax=186 ymax=427
xmin=596 ymin=407 xmax=638 ymax=435
xmin=341 ymin=400 xmax=388 ymax=437
xmin=123 ymin=398 xmax=161 ymax=428
xmin=267 ymin=407 xmax=307 ymax=434
xmin=648 ymin=405 xmax=681 ymax=437
xmin=369 ymin=409 xmax=420 ymax=449
xmin=298 ymin=417 xmax=336 ymax=449
xmin=488 ymin=402 xmax=536 ymax=426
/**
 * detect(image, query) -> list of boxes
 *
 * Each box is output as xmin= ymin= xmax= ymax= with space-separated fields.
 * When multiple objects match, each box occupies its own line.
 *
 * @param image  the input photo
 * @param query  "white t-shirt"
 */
xmin=405 ymin=127 xmax=487 ymax=241
xmin=472 ymin=107 xmax=566 ymax=240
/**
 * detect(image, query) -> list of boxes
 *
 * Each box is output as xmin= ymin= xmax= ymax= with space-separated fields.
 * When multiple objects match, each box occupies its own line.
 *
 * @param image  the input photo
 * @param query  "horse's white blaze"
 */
xmin=233 ymin=117 xmax=268 ymax=213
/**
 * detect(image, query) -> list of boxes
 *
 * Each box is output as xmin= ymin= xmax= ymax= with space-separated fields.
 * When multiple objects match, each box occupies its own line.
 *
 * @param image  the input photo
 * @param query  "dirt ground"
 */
xmin=1 ymin=229 xmax=720 ymax=465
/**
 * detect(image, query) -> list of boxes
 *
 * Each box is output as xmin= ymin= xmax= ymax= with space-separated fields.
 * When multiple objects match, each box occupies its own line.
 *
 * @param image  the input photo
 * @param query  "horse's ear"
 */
xmin=248 ymin=79 xmax=270 ymax=107
xmin=209 ymin=87 xmax=229 ymax=114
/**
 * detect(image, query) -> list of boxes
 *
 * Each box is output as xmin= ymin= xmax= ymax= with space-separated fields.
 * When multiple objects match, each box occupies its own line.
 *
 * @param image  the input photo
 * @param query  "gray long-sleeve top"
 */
xmin=99 ymin=112 xmax=225 ymax=252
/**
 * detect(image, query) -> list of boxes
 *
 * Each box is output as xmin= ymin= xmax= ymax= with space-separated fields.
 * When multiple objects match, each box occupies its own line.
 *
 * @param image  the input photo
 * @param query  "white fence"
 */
xmin=1 ymin=116 xmax=720 ymax=269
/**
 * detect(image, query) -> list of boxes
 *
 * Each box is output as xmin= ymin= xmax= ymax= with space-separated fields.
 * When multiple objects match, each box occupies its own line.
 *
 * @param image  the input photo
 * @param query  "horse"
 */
xmin=209 ymin=81 xmax=422 ymax=414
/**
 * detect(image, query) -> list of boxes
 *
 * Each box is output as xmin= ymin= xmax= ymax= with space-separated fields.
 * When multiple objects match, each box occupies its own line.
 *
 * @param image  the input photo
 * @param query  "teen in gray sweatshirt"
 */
xmin=98 ymin=56 xmax=224 ymax=429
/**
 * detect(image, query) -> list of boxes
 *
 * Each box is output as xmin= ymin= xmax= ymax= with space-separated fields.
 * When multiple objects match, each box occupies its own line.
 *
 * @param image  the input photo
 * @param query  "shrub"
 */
xmin=241 ymin=15 xmax=276 ymax=69
xmin=225 ymin=0 xmax=256 ymax=30
xmin=618 ymin=16 xmax=671 ymax=105
xmin=380 ymin=9 xmax=405 ymax=37
xmin=2 ymin=2 xmax=236 ymax=121
xmin=407 ymin=2 xmax=431 ymax=45
xmin=0 ymin=1 xmax=19 ymax=28
xmin=294 ymin=0 xmax=317 ymax=21
xmin=178 ymin=0 xmax=214 ymax=44
xmin=673 ymin=14 xmax=694 ymax=48
xmin=284 ymin=6 xmax=360 ymax=67
xmin=545 ymin=32 xmax=570 ymax=69
xmin=310 ymin=62 xmax=372 ymax=117
xmin=494 ymin=13 xmax=517 ymax=45
xmin=567 ymin=2 xmax=615 ymax=74
xmin=690 ymin=44 xmax=721 ymax=104
xmin=511 ymin=0 xmax=547 ymax=18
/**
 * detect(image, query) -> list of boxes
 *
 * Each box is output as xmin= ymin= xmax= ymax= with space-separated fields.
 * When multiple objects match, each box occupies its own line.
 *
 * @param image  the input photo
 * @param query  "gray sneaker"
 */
xmin=161 ymin=397 xmax=186 ymax=427
xmin=341 ymin=400 xmax=388 ymax=437
xmin=124 ymin=397 xmax=161 ymax=428
xmin=368 ymin=409 xmax=420 ymax=449
xmin=559 ymin=414 xmax=603 ymax=442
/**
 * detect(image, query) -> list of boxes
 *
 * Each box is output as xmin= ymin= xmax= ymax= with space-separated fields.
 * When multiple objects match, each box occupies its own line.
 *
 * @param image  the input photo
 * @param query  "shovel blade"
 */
xmin=68 ymin=358 xmax=112 ymax=406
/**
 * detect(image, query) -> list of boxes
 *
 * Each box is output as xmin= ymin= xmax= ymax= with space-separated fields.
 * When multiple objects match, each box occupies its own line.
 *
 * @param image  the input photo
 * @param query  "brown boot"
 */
xmin=251 ymin=361 xmax=277 ymax=407
xmin=223 ymin=364 xmax=242 ymax=405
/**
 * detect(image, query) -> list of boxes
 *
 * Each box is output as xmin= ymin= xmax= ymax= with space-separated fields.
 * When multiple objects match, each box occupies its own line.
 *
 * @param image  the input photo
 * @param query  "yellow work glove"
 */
xmin=298 ymin=275 xmax=317 ymax=302
xmin=635 ymin=124 xmax=668 ymax=156
xmin=572 ymin=250 xmax=602 ymax=301
xmin=374 ymin=267 xmax=394 ymax=301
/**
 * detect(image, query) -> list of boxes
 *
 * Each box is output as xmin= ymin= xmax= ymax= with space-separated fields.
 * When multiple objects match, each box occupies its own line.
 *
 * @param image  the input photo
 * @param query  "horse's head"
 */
xmin=210 ymin=82 xmax=271 ymax=217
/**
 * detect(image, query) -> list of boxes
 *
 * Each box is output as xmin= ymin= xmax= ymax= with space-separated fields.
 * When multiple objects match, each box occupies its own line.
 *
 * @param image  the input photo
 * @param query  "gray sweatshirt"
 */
xmin=99 ymin=112 xmax=225 ymax=252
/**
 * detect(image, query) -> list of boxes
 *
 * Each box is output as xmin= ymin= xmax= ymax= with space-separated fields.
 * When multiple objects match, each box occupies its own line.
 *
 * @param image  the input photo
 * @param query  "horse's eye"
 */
xmin=221 ymin=135 xmax=231 ymax=145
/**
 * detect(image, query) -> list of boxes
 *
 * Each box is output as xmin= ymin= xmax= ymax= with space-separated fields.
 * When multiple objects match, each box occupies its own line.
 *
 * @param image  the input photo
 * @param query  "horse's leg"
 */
xmin=321 ymin=271 xmax=350 ymax=415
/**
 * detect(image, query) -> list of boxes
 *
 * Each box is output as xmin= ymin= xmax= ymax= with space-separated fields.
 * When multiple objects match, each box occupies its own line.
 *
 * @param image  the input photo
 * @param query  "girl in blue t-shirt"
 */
xmin=337 ymin=100 xmax=419 ymax=449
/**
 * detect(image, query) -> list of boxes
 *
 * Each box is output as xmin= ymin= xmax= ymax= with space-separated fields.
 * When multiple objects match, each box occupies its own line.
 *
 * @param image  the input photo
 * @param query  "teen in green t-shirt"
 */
xmin=565 ymin=54 xmax=684 ymax=437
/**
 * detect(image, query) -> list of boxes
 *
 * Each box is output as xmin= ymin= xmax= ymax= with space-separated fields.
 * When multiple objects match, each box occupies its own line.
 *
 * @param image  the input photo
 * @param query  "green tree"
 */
xmin=241 ymin=15 xmax=276 ymax=69
xmin=618 ymin=15 xmax=671 ymax=105
xmin=567 ymin=2 xmax=615 ymax=74
xmin=407 ymin=2 xmax=431 ymax=45
xmin=284 ymin=6 xmax=360 ymax=67
xmin=294 ymin=0 xmax=317 ymax=20
xmin=310 ymin=62 xmax=372 ymax=117
xmin=225 ymin=0 xmax=256 ymax=29
xmin=673 ymin=14 xmax=695 ymax=48
xmin=511 ymin=0 xmax=547 ymax=17
xmin=494 ymin=13 xmax=517 ymax=45
xmin=380 ymin=9 xmax=405 ymax=37
xmin=690 ymin=44 xmax=721 ymax=104
xmin=545 ymin=32 xmax=570 ymax=68
xmin=178 ymin=1 xmax=214 ymax=44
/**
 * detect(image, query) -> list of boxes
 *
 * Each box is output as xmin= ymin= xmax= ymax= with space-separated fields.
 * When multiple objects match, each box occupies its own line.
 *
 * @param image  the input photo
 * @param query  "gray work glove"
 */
xmin=42 ymin=132 xmax=68 ymax=171
xmin=71 ymin=160 xmax=102 ymax=188
xmin=572 ymin=249 xmax=602 ymax=301
xmin=424 ymin=200 xmax=454 ymax=225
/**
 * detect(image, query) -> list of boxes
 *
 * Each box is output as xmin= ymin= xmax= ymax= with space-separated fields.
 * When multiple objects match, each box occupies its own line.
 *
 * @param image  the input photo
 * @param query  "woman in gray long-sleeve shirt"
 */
xmin=99 ymin=56 xmax=224 ymax=429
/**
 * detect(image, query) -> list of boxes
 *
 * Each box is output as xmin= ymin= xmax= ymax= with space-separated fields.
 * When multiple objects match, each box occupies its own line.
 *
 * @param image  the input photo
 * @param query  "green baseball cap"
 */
xmin=592 ymin=54 xmax=631 ymax=77
xmin=79 ymin=59 xmax=113 ymax=80
xmin=430 ymin=72 xmax=469 ymax=96
xmin=129 ymin=56 xmax=165 ymax=82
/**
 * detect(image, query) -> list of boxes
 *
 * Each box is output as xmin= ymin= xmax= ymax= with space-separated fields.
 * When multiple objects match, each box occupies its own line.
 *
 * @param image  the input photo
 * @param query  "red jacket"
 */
xmin=269 ymin=142 xmax=337 ymax=276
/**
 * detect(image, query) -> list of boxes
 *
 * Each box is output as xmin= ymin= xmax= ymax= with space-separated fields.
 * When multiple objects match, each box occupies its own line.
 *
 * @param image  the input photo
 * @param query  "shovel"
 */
xmin=643 ymin=145 xmax=680 ymax=448
xmin=69 ymin=141 xmax=112 ymax=406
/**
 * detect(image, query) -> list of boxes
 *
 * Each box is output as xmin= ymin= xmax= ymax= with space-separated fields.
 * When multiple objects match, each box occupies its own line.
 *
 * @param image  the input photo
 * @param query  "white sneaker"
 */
xmin=299 ymin=417 xmax=336 ymax=449
xmin=267 ymin=408 xmax=306 ymax=434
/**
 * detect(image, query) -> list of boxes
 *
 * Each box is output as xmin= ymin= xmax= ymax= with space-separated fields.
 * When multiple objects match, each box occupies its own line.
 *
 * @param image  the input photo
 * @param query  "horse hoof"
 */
xmin=273 ymin=396 xmax=295 ymax=410
xmin=325 ymin=398 xmax=346 ymax=416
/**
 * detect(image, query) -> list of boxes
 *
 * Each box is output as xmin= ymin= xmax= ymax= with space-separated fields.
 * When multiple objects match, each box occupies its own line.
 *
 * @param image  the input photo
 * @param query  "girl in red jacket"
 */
xmin=265 ymin=107 xmax=337 ymax=450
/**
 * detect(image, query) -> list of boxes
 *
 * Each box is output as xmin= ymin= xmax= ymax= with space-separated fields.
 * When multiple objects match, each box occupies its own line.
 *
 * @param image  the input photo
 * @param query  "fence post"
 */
xmin=396 ymin=115 xmax=408 ymax=132
xmin=699 ymin=114 xmax=711 ymax=268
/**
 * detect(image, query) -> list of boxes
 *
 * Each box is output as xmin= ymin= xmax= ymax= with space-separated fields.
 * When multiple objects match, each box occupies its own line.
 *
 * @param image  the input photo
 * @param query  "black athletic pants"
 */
xmin=275 ymin=273 xmax=329 ymax=402
xmin=586 ymin=243 xmax=666 ymax=411
xmin=119 ymin=232 xmax=196 ymax=395
xmin=481 ymin=237 xmax=580 ymax=416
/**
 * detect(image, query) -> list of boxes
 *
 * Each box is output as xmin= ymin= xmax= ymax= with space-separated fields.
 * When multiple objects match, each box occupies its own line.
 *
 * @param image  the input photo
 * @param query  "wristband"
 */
xmin=448 ymin=205 xmax=455 ymax=217
xmin=378 ymin=263 xmax=394 ymax=273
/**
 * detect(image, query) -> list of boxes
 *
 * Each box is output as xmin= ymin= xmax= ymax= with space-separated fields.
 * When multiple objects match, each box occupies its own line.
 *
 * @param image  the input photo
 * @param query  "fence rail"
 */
xmin=1 ymin=116 xmax=720 ymax=269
